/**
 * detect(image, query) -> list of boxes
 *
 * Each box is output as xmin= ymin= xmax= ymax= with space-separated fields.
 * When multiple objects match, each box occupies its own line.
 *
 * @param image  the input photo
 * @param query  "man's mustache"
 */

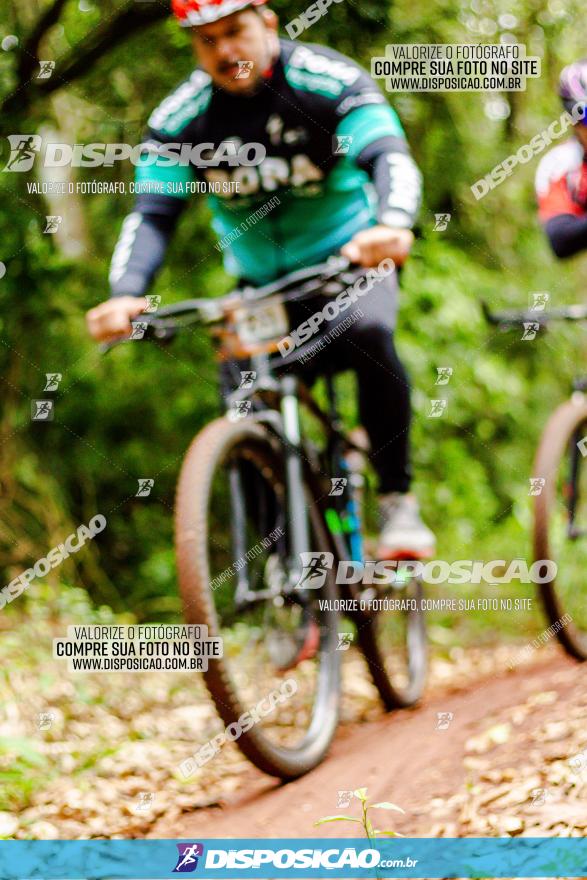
xmin=217 ymin=60 xmax=243 ymax=74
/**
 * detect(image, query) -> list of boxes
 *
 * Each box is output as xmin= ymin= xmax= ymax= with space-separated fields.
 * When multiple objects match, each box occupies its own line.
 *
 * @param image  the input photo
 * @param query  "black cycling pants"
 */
xmin=290 ymin=268 xmax=411 ymax=494
xmin=225 ymin=268 xmax=411 ymax=494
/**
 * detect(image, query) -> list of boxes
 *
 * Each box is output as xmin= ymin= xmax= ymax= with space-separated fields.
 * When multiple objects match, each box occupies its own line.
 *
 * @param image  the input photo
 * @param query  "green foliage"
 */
xmin=316 ymin=787 xmax=404 ymax=840
xmin=2 ymin=0 xmax=587 ymax=627
xmin=0 ymin=737 xmax=48 ymax=813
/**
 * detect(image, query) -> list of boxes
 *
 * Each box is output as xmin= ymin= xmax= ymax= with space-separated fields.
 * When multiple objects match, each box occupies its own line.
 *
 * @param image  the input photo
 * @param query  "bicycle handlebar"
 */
xmin=481 ymin=299 xmax=587 ymax=328
xmin=101 ymin=256 xmax=355 ymax=353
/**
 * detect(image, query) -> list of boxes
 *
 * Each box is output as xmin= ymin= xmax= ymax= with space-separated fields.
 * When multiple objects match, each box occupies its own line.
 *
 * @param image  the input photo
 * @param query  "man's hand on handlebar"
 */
xmin=86 ymin=296 xmax=149 ymax=343
xmin=341 ymin=225 xmax=414 ymax=268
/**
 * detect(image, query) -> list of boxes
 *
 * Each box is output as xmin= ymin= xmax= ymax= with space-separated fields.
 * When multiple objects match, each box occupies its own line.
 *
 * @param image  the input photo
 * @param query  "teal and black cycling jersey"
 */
xmin=109 ymin=38 xmax=422 ymax=292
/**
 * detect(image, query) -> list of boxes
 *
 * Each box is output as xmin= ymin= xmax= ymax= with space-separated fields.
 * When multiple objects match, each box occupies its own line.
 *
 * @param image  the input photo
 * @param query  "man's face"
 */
xmin=191 ymin=9 xmax=278 ymax=95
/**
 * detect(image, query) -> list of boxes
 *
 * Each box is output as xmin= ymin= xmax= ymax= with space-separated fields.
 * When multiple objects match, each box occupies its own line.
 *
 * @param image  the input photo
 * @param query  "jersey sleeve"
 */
xmin=133 ymin=68 xmax=213 ymax=210
xmin=325 ymin=57 xmax=422 ymax=228
xmin=108 ymin=70 xmax=212 ymax=297
xmin=543 ymin=213 xmax=587 ymax=258
xmin=334 ymin=89 xmax=422 ymax=228
xmin=535 ymin=141 xmax=584 ymax=223
xmin=109 ymin=210 xmax=182 ymax=297
xmin=534 ymin=140 xmax=587 ymax=258
xmin=536 ymin=170 xmax=583 ymax=223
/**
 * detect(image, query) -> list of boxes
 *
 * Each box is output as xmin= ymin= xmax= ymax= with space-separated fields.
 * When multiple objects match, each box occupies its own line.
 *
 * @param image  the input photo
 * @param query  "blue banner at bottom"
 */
xmin=0 ymin=838 xmax=585 ymax=878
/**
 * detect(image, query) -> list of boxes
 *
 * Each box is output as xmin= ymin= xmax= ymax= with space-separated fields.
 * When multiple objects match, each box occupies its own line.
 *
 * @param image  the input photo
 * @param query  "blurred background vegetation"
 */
xmin=1 ymin=0 xmax=587 ymax=636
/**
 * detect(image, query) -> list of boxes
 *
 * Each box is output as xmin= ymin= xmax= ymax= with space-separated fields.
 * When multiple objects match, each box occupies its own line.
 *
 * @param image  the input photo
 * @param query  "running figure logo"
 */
xmin=530 ymin=788 xmax=550 ymax=806
xmin=435 ymin=367 xmax=453 ymax=386
xmin=31 ymin=400 xmax=54 ymax=421
xmin=229 ymin=400 xmax=252 ymax=421
xmin=428 ymin=399 xmax=447 ymax=418
xmin=329 ymin=477 xmax=347 ymax=496
xmin=336 ymin=632 xmax=354 ymax=651
xmin=569 ymin=750 xmax=587 ymax=776
xmin=130 ymin=321 xmax=148 ymax=340
xmin=337 ymin=790 xmax=354 ymax=808
xmin=295 ymin=552 xmax=334 ymax=590
xmin=333 ymin=135 xmax=353 ymax=154
xmin=44 ymin=216 xmax=62 ymax=234
xmin=235 ymin=61 xmax=254 ymax=79
xmin=136 ymin=479 xmax=155 ymax=497
xmin=144 ymin=294 xmax=161 ymax=313
xmin=522 ymin=322 xmax=540 ymax=341
xmin=135 ymin=792 xmax=154 ymax=812
xmin=37 ymin=711 xmax=55 ymax=730
xmin=44 ymin=373 xmax=62 ymax=391
xmin=433 ymin=213 xmax=451 ymax=231
xmin=530 ymin=292 xmax=550 ymax=311
xmin=173 ymin=843 xmax=204 ymax=873
xmin=37 ymin=61 xmax=56 ymax=79
xmin=436 ymin=711 xmax=454 ymax=730
xmin=3 ymin=135 xmax=42 ymax=172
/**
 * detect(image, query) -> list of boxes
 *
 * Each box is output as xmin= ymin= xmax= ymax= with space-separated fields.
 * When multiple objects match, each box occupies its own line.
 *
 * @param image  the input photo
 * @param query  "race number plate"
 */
xmin=234 ymin=297 xmax=289 ymax=345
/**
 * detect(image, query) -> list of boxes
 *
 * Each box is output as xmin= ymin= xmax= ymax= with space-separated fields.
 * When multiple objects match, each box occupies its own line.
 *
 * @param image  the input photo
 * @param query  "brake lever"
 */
xmin=99 ymin=319 xmax=178 ymax=355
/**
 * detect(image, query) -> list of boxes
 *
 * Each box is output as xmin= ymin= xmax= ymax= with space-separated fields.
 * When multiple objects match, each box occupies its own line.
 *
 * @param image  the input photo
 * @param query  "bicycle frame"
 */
xmin=483 ymin=302 xmax=587 ymax=544
xmin=104 ymin=256 xmax=366 ymax=609
xmin=221 ymin=348 xmax=365 ymax=609
xmin=102 ymin=259 xmax=431 ymax=713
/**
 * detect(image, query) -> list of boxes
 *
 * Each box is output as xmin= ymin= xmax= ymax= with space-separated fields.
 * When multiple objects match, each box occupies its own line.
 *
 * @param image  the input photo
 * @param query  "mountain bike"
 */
xmin=483 ymin=301 xmax=587 ymax=661
xmin=105 ymin=257 xmax=427 ymax=779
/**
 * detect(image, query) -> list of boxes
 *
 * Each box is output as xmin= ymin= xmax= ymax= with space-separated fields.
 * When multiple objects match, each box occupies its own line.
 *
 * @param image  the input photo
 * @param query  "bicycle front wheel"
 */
xmin=175 ymin=417 xmax=340 ymax=779
xmin=533 ymin=395 xmax=587 ymax=660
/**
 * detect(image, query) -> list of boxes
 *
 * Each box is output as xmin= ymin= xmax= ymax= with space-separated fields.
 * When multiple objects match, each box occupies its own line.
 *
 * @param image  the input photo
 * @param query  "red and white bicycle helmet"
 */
xmin=559 ymin=59 xmax=587 ymax=115
xmin=172 ymin=0 xmax=268 ymax=27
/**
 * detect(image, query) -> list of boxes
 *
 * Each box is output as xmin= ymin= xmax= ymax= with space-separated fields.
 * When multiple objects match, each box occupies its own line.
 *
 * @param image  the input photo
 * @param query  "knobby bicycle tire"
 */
xmin=533 ymin=395 xmax=587 ymax=661
xmin=175 ymin=417 xmax=341 ymax=778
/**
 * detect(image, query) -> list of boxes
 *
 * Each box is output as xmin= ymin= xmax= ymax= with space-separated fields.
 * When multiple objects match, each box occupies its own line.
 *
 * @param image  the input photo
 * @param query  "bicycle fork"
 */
xmin=568 ymin=426 xmax=584 ymax=538
xmin=280 ymin=375 xmax=313 ymax=592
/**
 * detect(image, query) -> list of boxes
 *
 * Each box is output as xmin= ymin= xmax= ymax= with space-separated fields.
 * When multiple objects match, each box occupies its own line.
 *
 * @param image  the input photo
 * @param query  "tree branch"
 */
xmin=1 ymin=1 xmax=169 ymax=120
xmin=47 ymin=3 xmax=169 ymax=89
xmin=18 ymin=0 xmax=69 ymax=84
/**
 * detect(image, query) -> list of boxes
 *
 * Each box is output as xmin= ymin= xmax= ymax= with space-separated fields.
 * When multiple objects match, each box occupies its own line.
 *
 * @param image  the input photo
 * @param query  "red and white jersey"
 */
xmin=535 ymin=138 xmax=587 ymax=222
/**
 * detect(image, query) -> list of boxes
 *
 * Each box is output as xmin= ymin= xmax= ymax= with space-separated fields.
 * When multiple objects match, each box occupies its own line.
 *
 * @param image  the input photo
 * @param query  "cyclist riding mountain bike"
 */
xmin=86 ymin=0 xmax=435 ymax=559
xmin=535 ymin=59 xmax=587 ymax=258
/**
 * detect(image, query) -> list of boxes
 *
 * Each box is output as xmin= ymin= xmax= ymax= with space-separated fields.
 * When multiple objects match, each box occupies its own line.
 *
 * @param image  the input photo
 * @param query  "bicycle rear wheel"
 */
xmin=533 ymin=395 xmax=587 ymax=660
xmin=356 ymin=572 xmax=428 ymax=709
xmin=340 ymin=442 xmax=427 ymax=708
xmin=175 ymin=417 xmax=340 ymax=779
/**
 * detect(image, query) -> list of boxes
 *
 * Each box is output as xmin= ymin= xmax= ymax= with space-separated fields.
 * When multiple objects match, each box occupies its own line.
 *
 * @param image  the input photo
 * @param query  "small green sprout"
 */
xmin=315 ymin=787 xmax=405 ymax=842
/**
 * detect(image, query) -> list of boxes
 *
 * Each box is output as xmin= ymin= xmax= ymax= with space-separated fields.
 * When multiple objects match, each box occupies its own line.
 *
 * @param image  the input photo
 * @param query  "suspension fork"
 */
xmin=280 ymin=375 xmax=312 ymax=589
xmin=228 ymin=464 xmax=250 ymax=601
xmin=323 ymin=373 xmax=364 ymax=563
xmin=568 ymin=426 xmax=583 ymax=537
xmin=226 ymin=353 xmax=274 ymax=604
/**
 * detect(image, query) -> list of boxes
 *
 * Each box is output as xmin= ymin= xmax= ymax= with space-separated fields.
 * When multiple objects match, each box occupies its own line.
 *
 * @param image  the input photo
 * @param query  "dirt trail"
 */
xmin=152 ymin=654 xmax=586 ymax=839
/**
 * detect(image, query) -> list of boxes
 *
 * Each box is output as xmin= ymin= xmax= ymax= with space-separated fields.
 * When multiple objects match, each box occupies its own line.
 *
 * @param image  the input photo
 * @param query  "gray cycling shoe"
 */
xmin=377 ymin=492 xmax=436 ymax=560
